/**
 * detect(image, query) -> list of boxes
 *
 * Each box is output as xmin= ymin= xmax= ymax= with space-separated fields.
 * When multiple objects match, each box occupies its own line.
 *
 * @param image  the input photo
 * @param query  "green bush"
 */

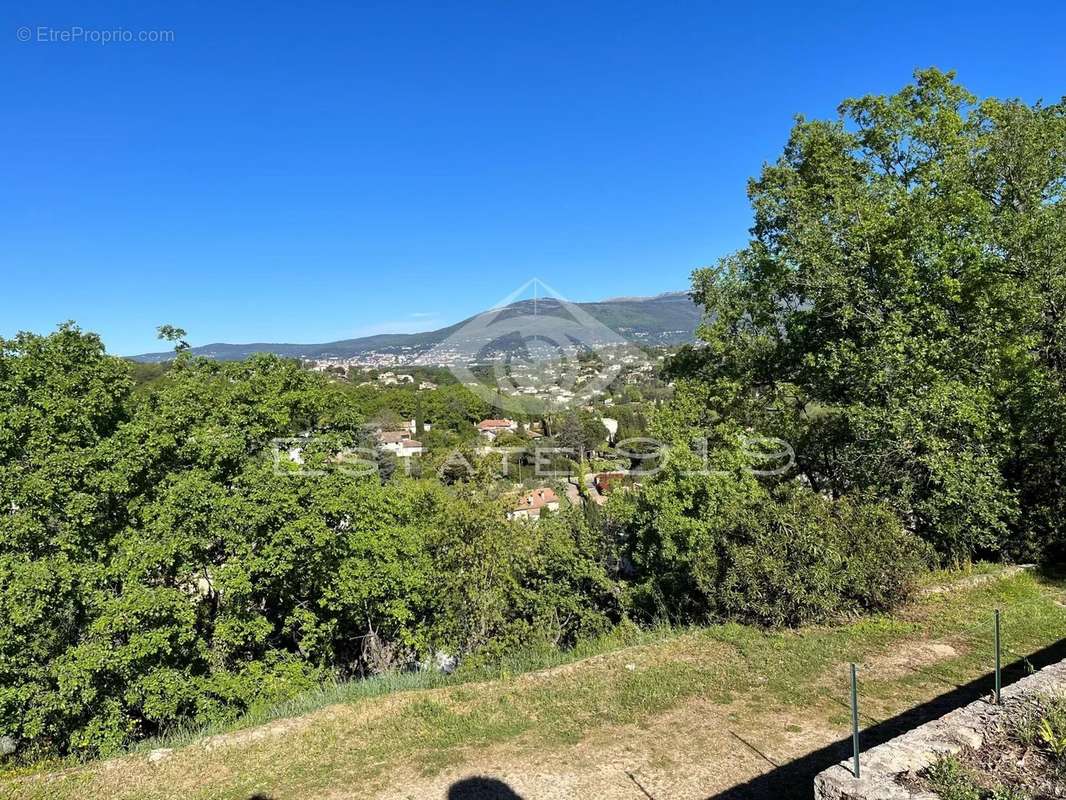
xmin=714 ymin=489 xmax=932 ymax=626
xmin=925 ymin=755 xmax=982 ymax=800
xmin=429 ymin=492 xmax=622 ymax=662
xmin=621 ymin=448 xmax=930 ymax=627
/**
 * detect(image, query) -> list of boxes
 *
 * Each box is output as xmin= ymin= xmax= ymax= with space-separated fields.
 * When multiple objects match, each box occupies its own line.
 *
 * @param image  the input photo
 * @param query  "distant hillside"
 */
xmin=131 ymin=291 xmax=702 ymax=363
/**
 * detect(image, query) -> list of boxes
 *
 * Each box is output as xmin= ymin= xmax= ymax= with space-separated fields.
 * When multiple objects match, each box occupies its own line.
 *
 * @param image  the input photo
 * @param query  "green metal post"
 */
xmin=850 ymin=662 xmax=860 ymax=778
xmin=994 ymin=609 xmax=1001 ymax=704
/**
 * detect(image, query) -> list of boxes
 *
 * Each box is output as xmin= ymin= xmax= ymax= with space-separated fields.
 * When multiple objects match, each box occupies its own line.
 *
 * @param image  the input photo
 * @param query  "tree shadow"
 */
xmin=448 ymin=776 xmax=525 ymax=799
xmin=702 ymin=636 xmax=1066 ymax=799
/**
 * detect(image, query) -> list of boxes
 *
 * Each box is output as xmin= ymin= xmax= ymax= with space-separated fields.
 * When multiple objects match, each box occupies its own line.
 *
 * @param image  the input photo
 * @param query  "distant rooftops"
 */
xmin=478 ymin=419 xmax=516 ymax=430
xmin=513 ymin=487 xmax=558 ymax=511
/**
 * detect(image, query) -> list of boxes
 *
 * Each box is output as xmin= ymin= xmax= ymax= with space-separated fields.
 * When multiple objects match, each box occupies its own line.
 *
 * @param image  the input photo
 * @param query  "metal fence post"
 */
xmin=994 ymin=609 xmax=1001 ymax=704
xmin=850 ymin=662 xmax=861 ymax=778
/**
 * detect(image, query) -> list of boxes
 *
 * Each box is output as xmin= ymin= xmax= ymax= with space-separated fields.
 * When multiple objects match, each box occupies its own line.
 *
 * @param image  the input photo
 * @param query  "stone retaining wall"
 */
xmin=814 ymin=657 xmax=1066 ymax=799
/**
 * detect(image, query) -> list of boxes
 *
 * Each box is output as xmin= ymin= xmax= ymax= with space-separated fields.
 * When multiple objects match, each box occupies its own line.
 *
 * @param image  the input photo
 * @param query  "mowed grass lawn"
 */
xmin=4 ymin=568 xmax=1065 ymax=800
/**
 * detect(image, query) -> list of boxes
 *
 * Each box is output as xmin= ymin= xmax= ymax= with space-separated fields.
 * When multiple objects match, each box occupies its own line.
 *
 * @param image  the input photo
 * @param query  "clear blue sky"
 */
xmin=2 ymin=1 xmax=1063 ymax=355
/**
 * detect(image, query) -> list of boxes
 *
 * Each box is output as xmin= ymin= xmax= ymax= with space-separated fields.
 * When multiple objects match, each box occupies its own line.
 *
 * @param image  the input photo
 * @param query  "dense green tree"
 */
xmin=431 ymin=494 xmax=620 ymax=659
xmin=669 ymin=69 xmax=1066 ymax=562
xmin=554 ymin=410 xmax=607 ymax=462
xmin=155 ymin=324 xmax=190 ymax=353
xmin=617 ymin=408 xmax=931 ymax=626
xmin=0 ymin=325 xmax=133 ymax=756
xmin=0 ymin=329 xmax=621 ymax=757
xmin=414 ymin=393 xmax=426 ymax=438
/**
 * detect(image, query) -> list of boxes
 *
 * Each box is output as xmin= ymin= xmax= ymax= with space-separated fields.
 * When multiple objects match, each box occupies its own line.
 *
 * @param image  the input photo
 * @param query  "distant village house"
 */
xmin=376 ymin=429 xmax=425 ymax=458
xmin=477 ymin=419 xmax=518 ymax=440
xmin=506 ymin=487 xmax=560 ymax=521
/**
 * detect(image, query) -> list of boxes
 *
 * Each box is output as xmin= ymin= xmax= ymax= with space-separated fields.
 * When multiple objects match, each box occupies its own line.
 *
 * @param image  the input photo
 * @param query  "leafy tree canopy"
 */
xmin=668 ymin=69 xmax=1066 ymax=562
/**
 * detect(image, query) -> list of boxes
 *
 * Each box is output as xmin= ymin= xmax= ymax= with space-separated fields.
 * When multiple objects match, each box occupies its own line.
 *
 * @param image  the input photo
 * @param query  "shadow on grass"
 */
xmin=448 ymin=776 xmax=524 ymax=798
xmin=704 ymin=635 xmax=1066 ymax=800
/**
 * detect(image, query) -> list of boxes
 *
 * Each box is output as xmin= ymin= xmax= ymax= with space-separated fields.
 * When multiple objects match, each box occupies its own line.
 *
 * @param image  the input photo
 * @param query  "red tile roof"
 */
xmin=513 ymin=487 xmax=558 ymax=511
xmin=478 ymin=419 xmax=515 ymax=430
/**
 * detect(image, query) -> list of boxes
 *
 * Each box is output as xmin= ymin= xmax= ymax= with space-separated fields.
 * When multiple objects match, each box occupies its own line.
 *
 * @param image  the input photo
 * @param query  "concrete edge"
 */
xmin=814 ymin=657 xmax=1066 ymax=799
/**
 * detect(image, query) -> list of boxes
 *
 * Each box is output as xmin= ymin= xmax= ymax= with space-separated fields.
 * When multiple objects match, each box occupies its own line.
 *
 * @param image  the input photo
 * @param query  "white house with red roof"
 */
xmin=477 ymin=419 xmax=519 ymax=440
xmin=506 ymin=487 xmax=560 ymax=521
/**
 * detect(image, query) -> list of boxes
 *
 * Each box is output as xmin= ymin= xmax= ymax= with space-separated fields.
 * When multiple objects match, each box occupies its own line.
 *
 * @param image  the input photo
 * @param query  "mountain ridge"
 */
xmin=130 ymin=291 xmax=702 ymax=363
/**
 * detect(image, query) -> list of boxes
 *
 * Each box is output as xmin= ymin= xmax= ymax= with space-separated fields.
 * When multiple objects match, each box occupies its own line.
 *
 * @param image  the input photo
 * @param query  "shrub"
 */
xmin=925 ymin=755 xmax=982 ymax=800
xmin=622 ymin=451 xmax=930 ymax=627
xmin=429 ymin=493 xmax=622 ymax=662
xmin=713 ymin=489 xmax=930 ymax=627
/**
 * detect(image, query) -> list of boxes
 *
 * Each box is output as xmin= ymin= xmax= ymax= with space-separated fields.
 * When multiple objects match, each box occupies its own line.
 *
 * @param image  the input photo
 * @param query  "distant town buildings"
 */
xmin=303 ymin=342 xmax=665 ymax=410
